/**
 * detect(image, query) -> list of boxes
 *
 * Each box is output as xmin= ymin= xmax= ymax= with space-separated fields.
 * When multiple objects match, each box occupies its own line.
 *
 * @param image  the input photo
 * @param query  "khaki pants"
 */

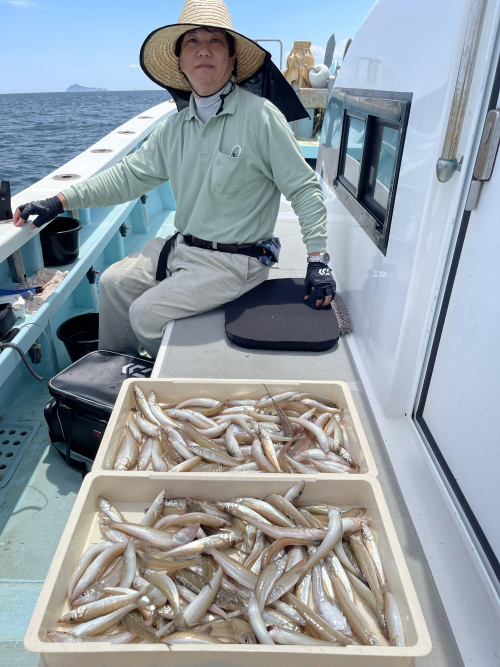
xmin=98 ymin=234 xmax=269 ymax=357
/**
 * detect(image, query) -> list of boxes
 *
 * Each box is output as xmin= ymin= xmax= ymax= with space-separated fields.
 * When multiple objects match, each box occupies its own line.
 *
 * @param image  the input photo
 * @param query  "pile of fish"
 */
xmin=47 ymin=482 xmax=406 ymax=647
xmin=108 ymin=385 xmax=361 ymax=473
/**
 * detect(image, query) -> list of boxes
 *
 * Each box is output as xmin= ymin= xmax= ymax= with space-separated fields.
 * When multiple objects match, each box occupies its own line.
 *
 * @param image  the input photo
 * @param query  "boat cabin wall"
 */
xmin=318 ymin=0 xmax=498 ymax=417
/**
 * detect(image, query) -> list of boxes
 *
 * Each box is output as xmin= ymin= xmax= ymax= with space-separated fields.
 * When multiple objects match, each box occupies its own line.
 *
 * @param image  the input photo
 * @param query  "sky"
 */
xmin=0 ymin=0 xmax=377 ymax=94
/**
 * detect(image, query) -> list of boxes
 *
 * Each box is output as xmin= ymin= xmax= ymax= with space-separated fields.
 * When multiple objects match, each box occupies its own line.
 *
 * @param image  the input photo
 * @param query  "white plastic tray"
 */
xmin=25 ymin=474 xmax=430 ymax=667
xmin=92 ymin=378 xmax=378 ymax=477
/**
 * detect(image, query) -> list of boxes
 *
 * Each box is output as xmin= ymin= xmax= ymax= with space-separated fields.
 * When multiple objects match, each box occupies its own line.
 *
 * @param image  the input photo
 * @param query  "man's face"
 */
xmin=178 ymin=27 xmax=237 ymax=96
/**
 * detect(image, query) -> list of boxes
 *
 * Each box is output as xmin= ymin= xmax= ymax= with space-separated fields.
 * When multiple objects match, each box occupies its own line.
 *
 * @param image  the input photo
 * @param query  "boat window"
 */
xmin=318 ymin=88 xmax=412 ymax=255
xmin=339 ymin=115 xmax=366 ymax=192
xmin=364 ymin=122 xmax=399 ymax=215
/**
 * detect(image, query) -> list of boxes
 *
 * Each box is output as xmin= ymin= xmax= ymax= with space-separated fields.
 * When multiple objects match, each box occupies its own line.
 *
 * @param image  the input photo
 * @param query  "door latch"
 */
xmin=465 ymin=109 xmax=500 ymax=211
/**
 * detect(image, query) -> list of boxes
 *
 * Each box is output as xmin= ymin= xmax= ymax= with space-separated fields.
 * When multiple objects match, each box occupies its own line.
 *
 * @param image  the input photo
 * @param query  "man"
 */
xmin=13 ymin=0 xmax=335 ymax=358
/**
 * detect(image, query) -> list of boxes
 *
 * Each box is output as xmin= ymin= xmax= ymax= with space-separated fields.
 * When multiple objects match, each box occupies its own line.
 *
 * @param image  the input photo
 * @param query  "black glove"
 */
xmin=17 ymin=196 xmax=64 ymax=228
xmin=305 ymin=262 xmax=336 ymax=305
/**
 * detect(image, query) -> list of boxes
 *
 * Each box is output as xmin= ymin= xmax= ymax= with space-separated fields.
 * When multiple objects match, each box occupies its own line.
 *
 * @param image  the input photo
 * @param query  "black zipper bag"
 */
xmin=44 ymin=350 xmax=154 ymax=472
xmin=0 ymin=303 xmax=16 ymax=338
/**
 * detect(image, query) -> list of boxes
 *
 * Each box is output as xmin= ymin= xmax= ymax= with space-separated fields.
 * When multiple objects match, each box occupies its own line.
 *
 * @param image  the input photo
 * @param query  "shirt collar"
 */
xmin=185 ymin=82 xmax=239 ymax=121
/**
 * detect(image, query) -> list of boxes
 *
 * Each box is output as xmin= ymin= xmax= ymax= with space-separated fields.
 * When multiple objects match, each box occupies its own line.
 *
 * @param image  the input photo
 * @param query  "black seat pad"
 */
xmin=225 ymin=278 xmax=339 ymax=352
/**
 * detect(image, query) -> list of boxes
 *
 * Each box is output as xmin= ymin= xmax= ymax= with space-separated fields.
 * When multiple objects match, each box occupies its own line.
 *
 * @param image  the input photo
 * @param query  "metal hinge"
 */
xmin=465 ymin=109 xmax=500 ymax=211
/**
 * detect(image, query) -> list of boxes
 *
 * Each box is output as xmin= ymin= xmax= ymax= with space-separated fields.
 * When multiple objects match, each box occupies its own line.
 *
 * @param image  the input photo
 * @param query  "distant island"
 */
xmin=66 ymin=84 xmax=108 ymax=92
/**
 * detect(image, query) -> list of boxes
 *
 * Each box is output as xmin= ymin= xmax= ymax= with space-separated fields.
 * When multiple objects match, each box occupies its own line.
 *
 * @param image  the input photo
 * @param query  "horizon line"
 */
xmin=0 ymin=89 xmax=169 ymax=95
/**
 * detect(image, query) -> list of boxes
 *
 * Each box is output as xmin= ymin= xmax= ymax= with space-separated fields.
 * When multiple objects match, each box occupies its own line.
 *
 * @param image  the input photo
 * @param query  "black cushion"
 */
xmin=225 ymin=278 xmax=339 ymax=352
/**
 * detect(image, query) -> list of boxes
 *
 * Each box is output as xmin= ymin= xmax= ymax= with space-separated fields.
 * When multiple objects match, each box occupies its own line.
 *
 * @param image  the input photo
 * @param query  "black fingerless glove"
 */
xmin=18 ymin=195 xmax=64 ymax=228
xmin=305 ymin=262 xmax=336 ymax=304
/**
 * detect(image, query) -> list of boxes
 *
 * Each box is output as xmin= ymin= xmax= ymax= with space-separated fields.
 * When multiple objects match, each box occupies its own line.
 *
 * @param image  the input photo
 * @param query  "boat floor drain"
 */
xmin=0 ymin=421 xmax=40 ymax=488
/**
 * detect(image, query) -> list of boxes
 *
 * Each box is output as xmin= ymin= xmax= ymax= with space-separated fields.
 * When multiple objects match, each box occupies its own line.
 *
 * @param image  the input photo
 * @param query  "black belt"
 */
xmin=185 ymin=235 xmax=264 ymax=257
xmin=156 ymin=233 xmax=263 ymax=282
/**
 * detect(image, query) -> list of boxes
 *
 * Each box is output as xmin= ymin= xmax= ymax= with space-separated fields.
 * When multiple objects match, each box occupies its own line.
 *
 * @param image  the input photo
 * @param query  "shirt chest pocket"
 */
xmin=211 ymin=150 xmax=245 ymax=195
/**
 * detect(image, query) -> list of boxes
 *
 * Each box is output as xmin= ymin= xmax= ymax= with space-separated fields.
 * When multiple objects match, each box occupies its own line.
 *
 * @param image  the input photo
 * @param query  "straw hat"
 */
xmin=140 ymin=0 xmax=267 ymax=92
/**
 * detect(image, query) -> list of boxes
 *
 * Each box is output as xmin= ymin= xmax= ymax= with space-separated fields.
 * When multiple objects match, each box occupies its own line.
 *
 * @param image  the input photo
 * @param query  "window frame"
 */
xmin=325 ymin=88 xmax=412 ymax=255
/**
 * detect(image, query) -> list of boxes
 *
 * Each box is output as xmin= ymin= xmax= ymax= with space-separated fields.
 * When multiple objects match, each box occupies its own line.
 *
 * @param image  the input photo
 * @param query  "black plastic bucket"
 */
xmin=56 ymin=312 xmax=99 ymax=362
xmin=40 ymin=216 xmax=83 ymax=267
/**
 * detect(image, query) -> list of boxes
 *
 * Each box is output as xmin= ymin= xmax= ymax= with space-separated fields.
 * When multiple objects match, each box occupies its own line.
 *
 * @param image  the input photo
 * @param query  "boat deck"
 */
xmin=0 ymin=201 xmax=463 ymax=665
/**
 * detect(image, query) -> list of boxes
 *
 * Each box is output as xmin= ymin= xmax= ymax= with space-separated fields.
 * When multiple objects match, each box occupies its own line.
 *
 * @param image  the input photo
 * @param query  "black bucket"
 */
xmin=40 ymin=216 xmax=83 ymax=267
xmin=57 ymin=312 xmax=99 ymax=362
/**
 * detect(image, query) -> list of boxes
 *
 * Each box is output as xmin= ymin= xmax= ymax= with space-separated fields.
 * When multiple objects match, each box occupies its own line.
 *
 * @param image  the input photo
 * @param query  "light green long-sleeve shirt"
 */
xmin=63 ymin=85 xmax=327 ymax=254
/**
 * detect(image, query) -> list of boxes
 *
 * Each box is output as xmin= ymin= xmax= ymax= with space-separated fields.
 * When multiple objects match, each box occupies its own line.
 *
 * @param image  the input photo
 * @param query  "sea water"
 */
xmin=0 ymin=90 xmax=171 ymax=197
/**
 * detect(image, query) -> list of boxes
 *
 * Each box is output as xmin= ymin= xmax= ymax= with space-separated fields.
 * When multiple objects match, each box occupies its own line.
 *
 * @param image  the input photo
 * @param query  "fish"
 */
xmin=123 ymin=610 xmax=166 ymax=643
xmin=67 ymin=541 xmax=113 ymax=603
xmin=284 ymin=592 xmax=352 ymax=646
xmin=137 ymin=436 xmax=154 ymax=470
xmin=251 ymin=437 xmax=276 ymax=472
xmin=264 ymin=493 xmax=311 ymax=528
xmin=68 ymin=601 xmax=140 ymax=637
xmin=151 ymin=438 xmax=170 ymax=472
xmin=329 ymin=570 xmax=381 ymax=646
xmin=140 ymin=568 xmax=182 ymax=616
xmin=133 ymin=385 xmax=161 ymax=427
xmin=100 ymin=519 xmax=199 ymax=550
xmin=127 ymin=411 xmax=145 ymax=444
xmin=269 ymin=625 xmax=339 ymax=646
xmin=283 ymin=480 xmax=305 ymax=504
xmin=135 ymin=410 xmax=161 ymax=437
xmin=361 ymin=523 xmax=387 ymax=588
xmin=311 ymin=564 xmax=350 ymax=635
xmin=349 ymin=533 xmax=386 ymax=632
xmin=385 ymin=592 xmax=406 ymax=646
xmin=207 ymin=548 xmax=258 ymax=590
xmin=188 ymin=443 xmax=240 ymax=467
xmin=267 ymin=560 xmax=306 ymax=604
xmin=263 ymin=383 xmax=294 ymax=439
xmin=160 ymin=532 xmax=241 ymax=559
xmin=168 ymin=567 xmax=224 ymax=631
xmin=247 ymin=592 xmax=275 ymax=644
xmin=112 ymin=428 xmax=139 ymax=471
xmin=255 ymin=561 xmax=284 ymax=611
xmin=231 ymin=498 xmax=294 ymax=527
xmin=197 ymin=617 xmax=256 ymax=644
xmin=59 ymin=590 xmax=143 ymax=624
xmin=119 ymin=538 xmax=136 ymax=589
xmin=164 ymin=631 xmax=224 ymax=644
xmin=297 ymin=507 xmax=342 ymax=578
xmin=72 ymin=542 xmax=127 ymax=600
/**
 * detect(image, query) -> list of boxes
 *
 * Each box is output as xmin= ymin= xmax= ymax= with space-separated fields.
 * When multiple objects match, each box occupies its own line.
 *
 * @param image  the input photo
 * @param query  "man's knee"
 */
xmin=99 ymin=262 xmax=123 ymax=297
xmin=129 ymin=295 xmax=156 ymax=339
xmin=129 ymin=293 xmax=170 ymax=347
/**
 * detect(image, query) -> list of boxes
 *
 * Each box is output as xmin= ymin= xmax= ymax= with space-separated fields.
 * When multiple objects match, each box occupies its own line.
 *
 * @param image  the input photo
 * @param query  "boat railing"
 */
xmin=0 ymin=99 xmax=178 ymax=390
xmin=436 ymin=0 xmax=487 ymax=182
xmin=0 ymin=99 xmax=177 ymax=264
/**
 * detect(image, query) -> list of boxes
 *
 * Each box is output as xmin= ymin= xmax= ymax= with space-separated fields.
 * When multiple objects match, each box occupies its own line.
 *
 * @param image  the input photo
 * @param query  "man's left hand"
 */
xmin=304 ymin=261 xmax=336 ymax=308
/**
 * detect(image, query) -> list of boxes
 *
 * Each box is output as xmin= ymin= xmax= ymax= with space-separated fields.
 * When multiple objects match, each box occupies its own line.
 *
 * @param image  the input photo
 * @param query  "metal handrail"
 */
xmin=254 ymin=39 xmax=283 ymax=70
xmin=436 ymin=0 xmax=487 ymax=182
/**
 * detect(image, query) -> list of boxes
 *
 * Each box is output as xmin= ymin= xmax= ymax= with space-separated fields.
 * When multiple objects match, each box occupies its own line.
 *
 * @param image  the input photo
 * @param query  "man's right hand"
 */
xmin=13 ymin=193 xmax=67 ymax=229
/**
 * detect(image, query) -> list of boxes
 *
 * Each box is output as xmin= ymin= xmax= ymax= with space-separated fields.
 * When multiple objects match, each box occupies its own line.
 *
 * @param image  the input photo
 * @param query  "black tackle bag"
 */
xmin=45 ymin=350 xmax=154 ymax=472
